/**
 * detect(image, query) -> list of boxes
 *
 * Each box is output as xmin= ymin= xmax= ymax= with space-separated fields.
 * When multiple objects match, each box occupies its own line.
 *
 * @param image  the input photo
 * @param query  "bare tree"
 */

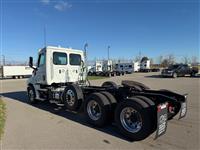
xmin=191 ymin=56 xmax=198 ymax=65
xmin=134 ymin=56 xmax=141 ymax=62
xmin=182 ymin=56 xmax=190 ymax=64
xmin=161 ymin=59 xmax=169 ymax=67
xmin=167 ymin=54 xmax=175 ymax=65
xmin=158 ymin=55 xmax=163 ymax=64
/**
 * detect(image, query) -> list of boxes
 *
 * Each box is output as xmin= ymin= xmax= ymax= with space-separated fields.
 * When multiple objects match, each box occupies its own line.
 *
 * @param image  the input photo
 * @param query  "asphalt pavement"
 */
xmin=1 ymin=72 xmax=199 ymax=150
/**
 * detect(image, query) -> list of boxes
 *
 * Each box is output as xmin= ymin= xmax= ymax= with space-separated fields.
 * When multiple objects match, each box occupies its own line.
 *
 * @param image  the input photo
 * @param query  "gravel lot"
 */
xmin=1 ymin=72 xmax=199 ymax=150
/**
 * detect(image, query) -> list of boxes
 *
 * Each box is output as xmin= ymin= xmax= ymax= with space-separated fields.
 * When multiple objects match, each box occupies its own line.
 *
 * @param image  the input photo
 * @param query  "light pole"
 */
xmin=107 ymin=45 xmax=110 ymax=60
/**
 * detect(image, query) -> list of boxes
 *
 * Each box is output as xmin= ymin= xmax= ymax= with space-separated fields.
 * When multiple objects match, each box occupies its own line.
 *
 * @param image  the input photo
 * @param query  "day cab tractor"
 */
xmin=27 ymin=46 xmax=187 ymax=141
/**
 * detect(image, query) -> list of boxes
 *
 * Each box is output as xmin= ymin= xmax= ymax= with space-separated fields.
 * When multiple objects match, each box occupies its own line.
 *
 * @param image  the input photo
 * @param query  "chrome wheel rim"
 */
xmin=29 ymin=89 xmax=34 ymax=102
xmin=120 ymin=107 xmax=142 ymax=133
xmin=87 ymin=100 xmax=102 ymax=121
xmin=66 ymin=90 xmax=75 ymax=106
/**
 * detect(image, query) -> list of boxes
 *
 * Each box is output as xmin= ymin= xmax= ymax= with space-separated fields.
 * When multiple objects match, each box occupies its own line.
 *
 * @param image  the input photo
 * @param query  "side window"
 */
xmin=53 ymin=52 xmax=67 ymax=65
xmin=70 ymin=54 xmax=81 ymax=65
xmin=38 ymin=53 xmax=45 ymax=67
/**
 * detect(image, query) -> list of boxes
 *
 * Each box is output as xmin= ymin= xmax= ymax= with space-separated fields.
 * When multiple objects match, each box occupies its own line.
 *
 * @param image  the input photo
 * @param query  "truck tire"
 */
xmin=100 ymin=91 xmax=117 ymax=104
xmin=63 ymin=84 xmax=83 ymax=111
xmin=102 ymin=81 xmax=118 ymax=89
xmin=84 ymin=92 xmax=111 ymax=127
xmin=121 ymin=80 xmax=150 ymax=90
xmin=27 ymin=85 xmax=37 ymax=104
xmin=100 ymin=91 xmax=117 ymax=121
xmin=115 ymin=97 xmax=152 ymax=141
xmin=134 ymin=96 xmax=155 ymax=106
xmin=134 ymin=96 xmax=157 ymax=132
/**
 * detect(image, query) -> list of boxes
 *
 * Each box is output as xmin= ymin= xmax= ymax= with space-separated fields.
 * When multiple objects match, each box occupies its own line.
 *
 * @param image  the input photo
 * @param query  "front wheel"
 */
xmin=27 ymin=85 xmax=37 ymax=104
xmin=115 ymin=98 xmax=153 ymax=141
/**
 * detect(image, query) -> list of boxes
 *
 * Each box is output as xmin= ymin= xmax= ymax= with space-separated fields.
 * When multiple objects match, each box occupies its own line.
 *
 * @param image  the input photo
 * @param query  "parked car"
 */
xmin=161 ymin=64 xmax=198 ymax=78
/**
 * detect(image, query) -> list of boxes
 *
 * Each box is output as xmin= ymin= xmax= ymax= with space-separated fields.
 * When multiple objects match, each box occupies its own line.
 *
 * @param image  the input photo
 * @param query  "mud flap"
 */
xmin=179 ymin=99 xmax=187 ymax=119
xmin=155 ymin=102 xmax=168 ymax=139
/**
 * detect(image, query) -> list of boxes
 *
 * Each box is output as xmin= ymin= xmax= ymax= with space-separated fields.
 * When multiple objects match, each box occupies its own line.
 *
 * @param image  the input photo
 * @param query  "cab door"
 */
xmin=52 ymin=52 xmax=68 ymax=83
xmin=35 ymin=51 xmax=46 ymax=84
xmin=68 ymin=53 xmax=82 ymax=82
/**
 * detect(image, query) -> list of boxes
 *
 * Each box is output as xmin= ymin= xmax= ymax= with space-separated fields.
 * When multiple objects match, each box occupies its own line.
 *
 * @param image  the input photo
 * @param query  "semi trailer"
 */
xmin=0 ymin=65 xmax=34 ymax=79
xmin=27 ymin=46 xmax=187 ymax=141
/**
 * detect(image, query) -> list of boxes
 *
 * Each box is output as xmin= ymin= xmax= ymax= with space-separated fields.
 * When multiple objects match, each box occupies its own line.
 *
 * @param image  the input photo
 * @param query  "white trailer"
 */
xmin=115 ymin=63 xmax=133 ymax=74
xmin=0 ymin=66 xmax=34 ymax=79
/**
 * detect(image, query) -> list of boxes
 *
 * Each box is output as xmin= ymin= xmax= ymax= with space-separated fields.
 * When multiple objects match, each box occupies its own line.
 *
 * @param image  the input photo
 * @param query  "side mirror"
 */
xmin=29 ymin=57 xmax=33 ymax=68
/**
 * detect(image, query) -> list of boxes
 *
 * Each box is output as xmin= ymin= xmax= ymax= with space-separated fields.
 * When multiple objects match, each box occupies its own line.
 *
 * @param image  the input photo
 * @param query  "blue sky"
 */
xmin=0 ymin=0 xmax=199 ymax=63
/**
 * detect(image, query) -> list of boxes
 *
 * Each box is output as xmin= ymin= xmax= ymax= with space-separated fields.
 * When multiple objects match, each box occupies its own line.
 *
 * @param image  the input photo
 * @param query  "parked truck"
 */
xmin=88 ymin=60 xmax=125 ymax=77
xmin=139 ymin=57 xmax=160 ymax=72
xmin=0 ymin=65 xmax=34 ymax=79
xmin=27 ymin=46 xmax=187 ymax=141
xmin=88 ymin=60 xmax=103 ymax=76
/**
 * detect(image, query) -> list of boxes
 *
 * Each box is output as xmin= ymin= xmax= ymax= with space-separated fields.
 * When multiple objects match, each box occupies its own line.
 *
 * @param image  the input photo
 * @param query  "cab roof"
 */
xmin=38 ymin=46 xmax=83 ymax=53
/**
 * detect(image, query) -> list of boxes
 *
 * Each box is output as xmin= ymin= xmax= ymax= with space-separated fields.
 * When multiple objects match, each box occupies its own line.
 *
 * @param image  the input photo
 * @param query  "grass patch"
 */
xmin=0 ymin=97 xmax=6 ymax=139
xmin=87 ymin=76 xmax=108 ymax=80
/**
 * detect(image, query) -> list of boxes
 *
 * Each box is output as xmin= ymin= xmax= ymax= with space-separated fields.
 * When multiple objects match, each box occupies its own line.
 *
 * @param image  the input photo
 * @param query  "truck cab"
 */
xmin=27 ymin=46 xmax=86 ymax=100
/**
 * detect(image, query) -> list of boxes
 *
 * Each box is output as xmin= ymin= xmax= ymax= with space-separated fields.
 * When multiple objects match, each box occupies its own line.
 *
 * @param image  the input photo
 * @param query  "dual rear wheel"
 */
xmin=84 ymin=92 xmax=155 ymax=141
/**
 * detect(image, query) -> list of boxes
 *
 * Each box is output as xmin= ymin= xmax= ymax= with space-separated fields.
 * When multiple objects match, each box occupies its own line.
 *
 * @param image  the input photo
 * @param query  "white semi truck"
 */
xmin=27 ymin=46 xmax=187 ymax=141
xmin=0 ymin=65 xmax=34 ymax=79
xmin=88 ymin=60 xmax=103 ymax=76
xmin=139 ymin=57 xmax=160 ymax=72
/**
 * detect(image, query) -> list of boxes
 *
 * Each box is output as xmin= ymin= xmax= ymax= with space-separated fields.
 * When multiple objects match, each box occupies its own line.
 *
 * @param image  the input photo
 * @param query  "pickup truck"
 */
xmin=161 ymin=64 xmax=198 ymax=78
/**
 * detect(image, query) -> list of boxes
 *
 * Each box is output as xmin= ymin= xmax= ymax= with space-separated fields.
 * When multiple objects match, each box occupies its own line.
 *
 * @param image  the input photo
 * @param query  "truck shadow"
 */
xmin=2 ymin=91 xmax=132 ymax=142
